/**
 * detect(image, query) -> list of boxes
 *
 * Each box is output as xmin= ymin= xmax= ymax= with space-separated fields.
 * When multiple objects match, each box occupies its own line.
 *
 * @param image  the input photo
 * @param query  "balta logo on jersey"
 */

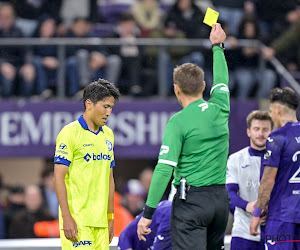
xmin=84 ymin=153 xmax=111 ymax=162
xmin=73 ymin=241 xmax=92 ymax=248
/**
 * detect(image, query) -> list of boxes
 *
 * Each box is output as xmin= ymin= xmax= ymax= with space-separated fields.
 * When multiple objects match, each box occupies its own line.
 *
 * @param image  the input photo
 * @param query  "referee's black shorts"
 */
xmin=171 ymin=184 xmax=230 ymax=250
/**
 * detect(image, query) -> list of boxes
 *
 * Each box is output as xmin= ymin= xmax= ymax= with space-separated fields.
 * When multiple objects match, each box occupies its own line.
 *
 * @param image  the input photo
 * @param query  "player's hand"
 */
xmin=260 ymin=209 xmax=268 ymax=226
xmin=209 ymin=23 xmax=226 ymax=44
xmin=63 ymin=214 xmax=78 ymax=242
xmin=137 ymin=216 xmax=152 ymax=241
xmin=108 ymin=219 xmax=114 ymax=243
xmin=246 ymin=201 xmax=256 ymax=214
xmin=250 ymin=216 xmax=260 ymax=236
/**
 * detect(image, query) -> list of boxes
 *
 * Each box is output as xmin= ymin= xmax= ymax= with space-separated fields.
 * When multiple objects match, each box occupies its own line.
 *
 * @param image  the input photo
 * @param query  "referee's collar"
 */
xmin=78 ymin=115 xmax=103 ymax=135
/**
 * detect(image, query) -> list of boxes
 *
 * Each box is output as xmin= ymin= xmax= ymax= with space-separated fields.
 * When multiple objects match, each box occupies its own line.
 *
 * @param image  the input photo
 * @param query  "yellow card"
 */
xmin=203 ymin=7 xmax=219 ymax=27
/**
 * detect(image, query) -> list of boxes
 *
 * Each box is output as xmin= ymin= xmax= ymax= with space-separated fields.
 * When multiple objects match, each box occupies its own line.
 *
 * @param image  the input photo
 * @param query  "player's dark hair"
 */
xmin=270 ymin=87 xmax=299 ymax=111
xmin=83 ymin=79 xmax=120 ymax=110
xmin=173 ymin=63 xmax=204 ymax=96
xmin=247 ymin=110 xmax=274 ymax=129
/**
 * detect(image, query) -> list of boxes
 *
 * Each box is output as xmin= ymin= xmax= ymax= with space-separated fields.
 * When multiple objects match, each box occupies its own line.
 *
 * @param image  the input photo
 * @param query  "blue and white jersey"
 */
xmin=227 ymin=147 xmax=264 ymax=241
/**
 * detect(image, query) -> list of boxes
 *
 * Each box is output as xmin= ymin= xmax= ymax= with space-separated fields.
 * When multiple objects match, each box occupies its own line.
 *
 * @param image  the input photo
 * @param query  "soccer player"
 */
xmin=250 ymin=87 xmax=300 ymax=250
xmin=227 ymin=110 xmax=273 ymax=250
xmin=137 ymin=23 xmax=230 ymax=250
xmin=118 ymin=200 xmax=172 ymax=250
xmin=53 ymin=79 xmax=120 ymax=249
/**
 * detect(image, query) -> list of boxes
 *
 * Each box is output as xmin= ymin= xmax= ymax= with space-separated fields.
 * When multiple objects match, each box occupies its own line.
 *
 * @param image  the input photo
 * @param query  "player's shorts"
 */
xmin=230 ymin=237 xmax=260 ymax=250
xmin=264 ymin=219 xmax=300 ymax=250
xmin=60 ymin=225 xmax=109 ymax=250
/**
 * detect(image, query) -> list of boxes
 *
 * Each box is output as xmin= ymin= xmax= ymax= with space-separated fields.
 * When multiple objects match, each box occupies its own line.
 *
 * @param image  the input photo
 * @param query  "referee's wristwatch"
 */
xmin=212 ymin=42 xmax=225 ymax=50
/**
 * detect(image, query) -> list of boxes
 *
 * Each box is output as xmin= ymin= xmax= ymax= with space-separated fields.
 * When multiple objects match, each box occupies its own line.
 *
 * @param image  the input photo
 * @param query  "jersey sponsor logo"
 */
xmin=241 ymin=164 xmax=250 ymax=169
xmin=198 ymin=103 xmax=208 ymax=111
xmin=264 ymin=150 xmax=272 ymax=160
xmin=293 ymin=190 xmax=300 ymax=194
xmin=84 ymin=153 xmax=112 ymax=162
xmin=56 ymin=150 xmax=68 ymax=155
xmin=84 ymin=153 xmax=92 ymax=162
xmin=106 ymin=140 xmax=113 ymax=151
xmin=296 ymin=137 xmax=300 ymax=143
xmin=83 ymin=144 xmax=94 ymax=147
xmin=73 ymin=241 xmax=92 ymax=248
xmin=159 ymin=145 xmax=169 ymax=155
xmin=267 ymin=137 xmax=273 ymax=142
xmin=59 ymin=143 xmax=67 ymax=150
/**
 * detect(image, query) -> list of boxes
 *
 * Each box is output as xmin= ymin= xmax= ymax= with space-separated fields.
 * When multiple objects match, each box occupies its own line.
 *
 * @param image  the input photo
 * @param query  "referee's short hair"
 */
xmin=247 ymin=110 xmax=274 ymax=129
xmin=270 ymin=87 xmax=299 ymax=111
xmin=83 ymin=78 xmax=120 ymax=110
xmin=173 ymin=63 xmax=204 ymax=96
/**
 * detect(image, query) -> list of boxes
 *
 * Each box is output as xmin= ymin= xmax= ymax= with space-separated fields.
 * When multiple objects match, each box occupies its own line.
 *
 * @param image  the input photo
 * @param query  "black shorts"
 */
xmin=171 ymin=185 xmax=230 ymax=250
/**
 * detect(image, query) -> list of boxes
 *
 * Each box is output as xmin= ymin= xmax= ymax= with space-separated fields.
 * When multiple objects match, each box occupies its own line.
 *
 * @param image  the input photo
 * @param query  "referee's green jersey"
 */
xmin=146 ymin=46 xmax=229 ymax=208
xmin=54 ymin=115 xmax=115 ymax=228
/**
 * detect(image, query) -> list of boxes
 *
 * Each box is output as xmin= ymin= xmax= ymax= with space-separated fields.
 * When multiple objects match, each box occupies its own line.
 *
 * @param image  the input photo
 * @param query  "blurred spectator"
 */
xmin=33 ymin=16 xmax=81 ymax=97
xmin=212 ymin=0 xmax=253 ymax=36
xmin=122 ymin=179 xmax=145 ymax=217
xmin=114 ymin=192 xmax=134 ymax=237
xmin=3 ymin=186 xmax=25 ymax=235
xmin=146 ymin=20 xmax=204 ymax=95
xmin=139 ymin=168 xmax=153 ymax=195
xmin=60 ymin=0 xmax=101 ymax=26
xmin=33 ymin=16 xmax=59 ymax=98
xmin=0 ymin=205 xmax=4 ymax=239
xmin=0 ymin=4 xmax=35 ymax=98
xmin=131 ymin=0 xmax=161 ymax=37
xmin=108 ymin=13 xmax=142 ymax=95
xmin=65 ymin=17 xmax=121 ymax=95
xmin=234 ymin=16 xmax=276 ymax=99
xmin=263 ymin=18 xmax=300 ymax=72
xmin=164 ymin=0 xmax=210 ymax=39
xmin=40 ymin=168 xmax=58 ymax=219
xmin=11 ymin=0 xmax=62 ymax=37
xmin=255 ymin=0 xmax=299 ymax=41
xmin=8 ymin=185 xmax=54 ymax=238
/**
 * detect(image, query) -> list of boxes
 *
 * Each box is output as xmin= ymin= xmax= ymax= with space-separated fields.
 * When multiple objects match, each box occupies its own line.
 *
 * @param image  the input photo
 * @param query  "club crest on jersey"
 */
xmin=264 ymin=150 xmax=272 ymax=160
xmin=106 ymin=140 xmax=113 ymax=151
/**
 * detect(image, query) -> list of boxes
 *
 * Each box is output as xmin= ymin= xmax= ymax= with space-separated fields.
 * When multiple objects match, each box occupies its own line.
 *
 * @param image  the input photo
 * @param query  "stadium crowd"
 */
xmin=0 ymin=167 xmax=154 ymax=239
xmin=0 ymin=0 xmax=299 ymax=99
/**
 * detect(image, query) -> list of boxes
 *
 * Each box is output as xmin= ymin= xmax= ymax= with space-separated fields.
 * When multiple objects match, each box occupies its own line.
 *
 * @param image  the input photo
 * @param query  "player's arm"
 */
xmin=209 ymin=24 xmax=229 ymax=110
xmin=250 ymin=166 xmax=277 ymax=235
xmin=138 ymin=119 xmax=181 ymax=241
xmin=226 ymin=156 xmax=254 ymax=213
xmin=107 ymin=168 xmax=115 ymax=243
xmin=226 ymin=184 xmax=250 ymax=212
xmin=54 ymin=164 xmax=78 ymax=242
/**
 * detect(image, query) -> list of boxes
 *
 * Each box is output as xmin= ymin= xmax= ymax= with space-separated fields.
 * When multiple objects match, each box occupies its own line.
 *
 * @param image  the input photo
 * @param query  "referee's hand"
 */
xmin=137 ymin=216 xmax=152 ymax=241
xmin=210 ymin=23 xmax=226 ymax=44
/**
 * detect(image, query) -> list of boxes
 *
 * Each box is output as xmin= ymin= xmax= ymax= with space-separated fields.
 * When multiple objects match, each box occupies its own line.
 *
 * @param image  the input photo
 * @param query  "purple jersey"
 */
xmin=263 ymin=122 xmax=300 ymax=223
xmin=118 ymin=201 xmax=172 ymax=250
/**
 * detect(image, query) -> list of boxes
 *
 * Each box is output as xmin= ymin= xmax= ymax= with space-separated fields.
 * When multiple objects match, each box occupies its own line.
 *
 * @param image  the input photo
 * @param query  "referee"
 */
xmin=137 ymin=23 xmax=230 ymax=250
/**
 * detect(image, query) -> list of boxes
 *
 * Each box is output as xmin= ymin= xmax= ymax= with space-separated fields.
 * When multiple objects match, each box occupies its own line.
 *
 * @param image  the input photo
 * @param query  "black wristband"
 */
xmin=212 ymin=42 xmax=225 ymax=50
xmin=143 ymin=205 xmax=156 ymax=220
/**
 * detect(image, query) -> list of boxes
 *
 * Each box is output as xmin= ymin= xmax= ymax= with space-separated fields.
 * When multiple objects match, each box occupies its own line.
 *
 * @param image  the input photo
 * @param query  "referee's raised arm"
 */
xmin=209 ymin=24 xmax=230 ymax=110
